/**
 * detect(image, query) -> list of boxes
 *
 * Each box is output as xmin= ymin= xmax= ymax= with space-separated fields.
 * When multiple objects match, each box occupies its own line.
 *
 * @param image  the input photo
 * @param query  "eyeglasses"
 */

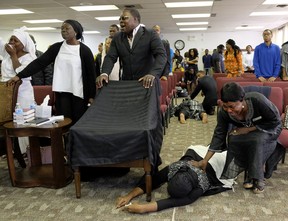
xmin=119 ymin=16 xmax=129 ymax=21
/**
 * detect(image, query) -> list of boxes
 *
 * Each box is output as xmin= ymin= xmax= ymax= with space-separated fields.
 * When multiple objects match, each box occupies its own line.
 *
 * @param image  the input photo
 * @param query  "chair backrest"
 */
xmin=243 ymin=86 xmax=283 ymax=115
xmin=263 ymin=81 xmax=288 ymax=92
xmin=216 ymin=76 xmax=262 ymax=98
xmin=0 ymin=80 xmax=22 ymax=125
xmin=33 ymin=85 xmax=55 ymax=106
xmin=267 ymin=87 xmax=283 ymax=115
xmin=160 ymin=79 xmax=169 ymax=105
xmin=283 ymin=87 xmax=288 ymax=108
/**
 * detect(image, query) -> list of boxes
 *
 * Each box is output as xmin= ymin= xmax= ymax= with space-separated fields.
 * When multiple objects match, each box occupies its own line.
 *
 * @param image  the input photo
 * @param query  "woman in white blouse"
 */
xmin=242 ymin=45 xmax=254 ymax=73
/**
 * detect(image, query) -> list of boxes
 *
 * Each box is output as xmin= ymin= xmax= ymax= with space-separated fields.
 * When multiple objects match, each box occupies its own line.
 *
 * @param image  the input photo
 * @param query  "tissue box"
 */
xmin=35 ymin=105 xmax=52 ymax=118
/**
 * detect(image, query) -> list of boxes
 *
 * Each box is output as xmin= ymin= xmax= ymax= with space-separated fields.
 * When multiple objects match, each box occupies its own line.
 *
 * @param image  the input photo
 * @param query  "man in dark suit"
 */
xmin=97 ymin=7 xmax=167 ymax=89
xmin=29 ymin=35 xmax=53 ymax=85
xmin=152 ymin=25 xmax=171 ymax=80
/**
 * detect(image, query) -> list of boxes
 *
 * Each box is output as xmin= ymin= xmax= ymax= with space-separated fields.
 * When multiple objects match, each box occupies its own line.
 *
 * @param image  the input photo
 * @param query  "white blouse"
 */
xmin=53 ymin=41 xmax=83 ymax=99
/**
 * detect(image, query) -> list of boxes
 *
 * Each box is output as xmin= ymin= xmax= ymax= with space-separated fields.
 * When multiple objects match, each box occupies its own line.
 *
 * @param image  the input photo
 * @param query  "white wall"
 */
xmin=0 ymin=29 xmax=279 ymax=70
xmin=0 ymin=30 xmax=106 ymax=57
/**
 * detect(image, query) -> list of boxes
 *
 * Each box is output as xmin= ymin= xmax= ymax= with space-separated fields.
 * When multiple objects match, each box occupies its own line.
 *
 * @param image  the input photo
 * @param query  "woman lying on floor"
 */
xmin=116 ymin=145 xmax=235 ymax=214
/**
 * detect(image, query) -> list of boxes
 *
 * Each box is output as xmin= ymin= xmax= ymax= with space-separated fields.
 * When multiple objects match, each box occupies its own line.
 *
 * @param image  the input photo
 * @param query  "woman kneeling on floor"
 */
xmin=192 ymin=82 xmax=282 ymax=194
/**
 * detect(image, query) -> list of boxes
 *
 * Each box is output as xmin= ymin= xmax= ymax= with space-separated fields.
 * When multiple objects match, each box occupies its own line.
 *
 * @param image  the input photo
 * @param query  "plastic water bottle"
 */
xmin=30 ymin=100 xmax=37 ymax=110
xmin=14 ymin=103 xmax=24 ymax=124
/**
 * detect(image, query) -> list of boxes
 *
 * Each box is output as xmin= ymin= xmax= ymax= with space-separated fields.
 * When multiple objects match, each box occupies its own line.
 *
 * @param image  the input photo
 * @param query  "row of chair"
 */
xmin=159 ymin=74 xmax=180 ymax=135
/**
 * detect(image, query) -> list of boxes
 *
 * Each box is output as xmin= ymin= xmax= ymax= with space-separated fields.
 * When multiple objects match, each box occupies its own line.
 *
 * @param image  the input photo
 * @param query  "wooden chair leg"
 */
xmin=13 ymin=138 xmax=26 ymax=168
xmin=282 ymin=149 xmax=286 ymax=163
xmin=144 ymin=159 xmax=152 ymax=202
xmin=74 ymin=167 xmax=81 ymax=198
xmin=162 ymin=113 xmax=166 ymax=135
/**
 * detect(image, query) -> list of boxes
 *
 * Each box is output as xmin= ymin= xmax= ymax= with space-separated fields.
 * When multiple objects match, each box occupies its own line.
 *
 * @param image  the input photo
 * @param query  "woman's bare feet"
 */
xmin=180 ymin=113 xmax=186 ymax=124
xmin=201 ymin=113 xmax=208 ymax=124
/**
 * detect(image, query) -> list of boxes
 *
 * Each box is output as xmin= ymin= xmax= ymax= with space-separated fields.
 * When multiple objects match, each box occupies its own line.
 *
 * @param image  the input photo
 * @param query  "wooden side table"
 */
xmin=4 ymin=118 xmax=73 ymax=188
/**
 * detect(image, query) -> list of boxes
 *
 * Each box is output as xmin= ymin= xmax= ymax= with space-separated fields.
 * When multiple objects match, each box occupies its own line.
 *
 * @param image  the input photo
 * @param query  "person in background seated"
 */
xmin=7 ymin=20 xmax=96 ymax=125
xmin=224 ymin=39 xmax=243 ymax=77
xmin=29 ymin=35 xmax=53 ymax=85
xmin=202 ymin=49 xmax=212 ymax=76
xmin=116 ymin=145 xmax=234 ymax=214
xmin=253 ymin=29 xmax=281 ymax=82
xmin=280 ymin=41 xmax=288 ymax=81
xmin=190 ymin=70 xmax=217 ymax=115
xmin=192 ymin=82 xmax=282 ymax=194
xmin=242 ymin=45 xmax=254 ymax=73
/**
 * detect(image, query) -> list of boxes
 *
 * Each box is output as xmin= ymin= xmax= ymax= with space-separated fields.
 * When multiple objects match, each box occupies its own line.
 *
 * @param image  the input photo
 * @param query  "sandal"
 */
xmin=253 ymin=180 xmax=265 ymax=194
xmin=243 ymin=179 xmax=253 ymax=189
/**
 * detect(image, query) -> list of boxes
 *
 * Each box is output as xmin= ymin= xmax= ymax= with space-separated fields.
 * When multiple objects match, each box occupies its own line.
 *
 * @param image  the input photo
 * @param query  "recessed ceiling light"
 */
xmin=263 ymin=0 xmax=288 ymax=4
xmin=95 ymin=16 xmax=119 ymax=21
xmin=0 ymin=9 xmax=33 ymax=15
xmin=84 ymin=31 xmax=101 ymax=34
xmin=70 ymin=5 xmax=118 ymax=11
xmin=176 ymin=22 xmax=209 ymax=26
xmin=250 ymin=11 xmax=288 ymax=16
xmin=172 ymin=14 xmax=210 ymax=18
xmin=235 ymin=26 xmax=264 ymax=30
xmin=179 ymin=27 xmax=207 ymax=31
xmin=165 ymin=1 xmax=213 ymax=7
xmin=23 ymin=19 xmax=63 ymax=24
xmin=26 ymin=27 xmax=56 ymax=31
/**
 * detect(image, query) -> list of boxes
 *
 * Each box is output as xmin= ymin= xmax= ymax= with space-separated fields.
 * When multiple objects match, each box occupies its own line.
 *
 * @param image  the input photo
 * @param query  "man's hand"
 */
xmin=258 ymin=76 xmax=267 ymax=82
xmin=96 ymin=75 xmax=109 ymax=88
xmin=6 ymin=76 xmax=20 ymax=86
xmin=268 ymin=77 xmax=276 ymax=82
xmin=138 ymin=74 xmax=155 ymax=88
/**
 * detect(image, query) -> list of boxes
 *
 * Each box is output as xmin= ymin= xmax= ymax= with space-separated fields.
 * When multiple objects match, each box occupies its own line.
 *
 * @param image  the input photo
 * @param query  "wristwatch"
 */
xmin=174 ymin=40 xmax=185 ymax=50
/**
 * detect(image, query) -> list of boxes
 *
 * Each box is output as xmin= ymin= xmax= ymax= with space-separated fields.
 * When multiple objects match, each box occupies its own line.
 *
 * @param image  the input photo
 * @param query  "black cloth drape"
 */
xmin=68 ymin=81 xmax=163 ymax=169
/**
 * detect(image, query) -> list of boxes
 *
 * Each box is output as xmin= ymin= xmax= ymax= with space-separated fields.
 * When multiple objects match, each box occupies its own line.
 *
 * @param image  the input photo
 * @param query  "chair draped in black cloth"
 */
xmin=68 ymin=80 xmax=163 ymax=172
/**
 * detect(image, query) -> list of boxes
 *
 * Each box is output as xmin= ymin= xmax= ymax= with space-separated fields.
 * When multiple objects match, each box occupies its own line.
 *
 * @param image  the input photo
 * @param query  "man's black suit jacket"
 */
xmin=102 ymin=26 xmax=167 ymax=80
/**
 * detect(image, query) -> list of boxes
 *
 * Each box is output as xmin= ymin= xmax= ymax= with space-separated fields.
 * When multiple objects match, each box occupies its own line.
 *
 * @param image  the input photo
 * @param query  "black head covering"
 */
xmin=64 ymin=19 xmax=84 ymax=41
xmin=226 ymin=39 xmax=236 ymax=47
xmin=167 ymin=168 xmax=198 ymax=198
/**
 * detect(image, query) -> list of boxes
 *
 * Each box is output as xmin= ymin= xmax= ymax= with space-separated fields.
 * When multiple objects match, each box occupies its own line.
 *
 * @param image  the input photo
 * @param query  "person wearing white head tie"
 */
xmin=0 ymin=26 xmax=36 ymax=108
xmin=0 ymin=26 xmax=37 ymax=154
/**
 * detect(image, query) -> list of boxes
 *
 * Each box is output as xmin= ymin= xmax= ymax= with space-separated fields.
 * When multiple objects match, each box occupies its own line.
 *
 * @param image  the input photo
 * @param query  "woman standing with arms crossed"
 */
xmin=185 ymin=48 xmax=199 ymax=94
xmin=8 ymin=20 xmax=96 ymax=124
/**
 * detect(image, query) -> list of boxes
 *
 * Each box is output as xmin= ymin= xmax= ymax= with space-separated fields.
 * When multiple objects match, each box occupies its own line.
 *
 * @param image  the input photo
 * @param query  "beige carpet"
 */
xmin=0 ymin=97 xmax=287 ymax=221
